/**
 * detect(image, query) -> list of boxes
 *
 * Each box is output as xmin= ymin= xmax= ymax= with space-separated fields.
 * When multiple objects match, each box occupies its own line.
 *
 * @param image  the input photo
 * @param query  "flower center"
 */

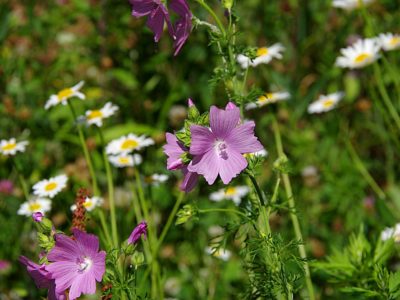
xmin=87 ymin=110 xmax=103 ymax=120
xmin=57 ymin=88 xmax=74 ymax=100
xmin=83 ymin=200 xmax=93 ymax=209
xmin=29 ymin=203 xmax=42 ymax=211
xmin=2 ymin=143 xmax=16 ymax=151
xmin=45 ymin=182 xmax=58 ymax=191
xmin=78 ymin=257 xmax=93 ymax=273
xmin=215 ymin=140 xmax=228 ymax=160
xmin=354 ymin=53 xmax=371 ymax=63
xmin=121 ymin=139 xmax=139 ymax=151
xmin=118 ymin=156 xmax=130 ymax=164
xmin=390 ymin=37 xmax=400 ymax=46
xmin=225 ymin=187 xmax=237 ymax=196
xmin=323 ymin=99 xmax=335 ymax=108
xmin=256 ymin=47 xmax=268 ymax=57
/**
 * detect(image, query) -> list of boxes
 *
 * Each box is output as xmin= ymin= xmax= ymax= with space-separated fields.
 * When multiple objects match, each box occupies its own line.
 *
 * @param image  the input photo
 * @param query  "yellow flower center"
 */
xmin=83 ymin=200 xmax=93 ymax=209
xmin=256 ymin=47 xmax=269 ymax=57
xmin=57 ymin=88 xmax=74 ymax=100
xmin=323 ymin=99 xmax=335 ymax=108
xmin=87 ymin=110 xmax=103 ymax=120
xmin=354 ymin=53 xmax=371 ymax=63
xmin=118 ymin=157 xmax=131 ymax=164
xmin=2 ymin=143 xmax=16 ymax=151
xmin=121 ymin=139 xmax=139 ymax=151
xmin=390 ymin=37 xmax=400 ymax=46
xmin=225 ymin=187 xmax=237 ymax=196
xmin=45 ymin=182 xmax=58 ymax=191
xmin=29 ymin=203 xmax=42 ymax=211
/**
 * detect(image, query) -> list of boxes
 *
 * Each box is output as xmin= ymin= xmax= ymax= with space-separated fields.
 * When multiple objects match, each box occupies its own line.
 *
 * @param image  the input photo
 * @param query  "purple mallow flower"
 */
xmin=169 ymin=0 xmax=192 ymax=55
xmin=19 ymin=256 xmax=65 ymax=300
xmin=32 ymin=212 xmax=44 ymax=222
xmin=128 ymin=221 xmax=148 ymax=244
xmin=163 ymin=132 xmax=199 ymax=192
xmin=188 ymin=102 xmax=264 ymax=184
xmin=46 ymin=229 xmax=106 ymax=300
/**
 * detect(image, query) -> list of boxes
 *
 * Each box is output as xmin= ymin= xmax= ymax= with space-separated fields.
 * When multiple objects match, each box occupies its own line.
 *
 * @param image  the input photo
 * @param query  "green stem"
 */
xmin=67 ymin=101 xmax=99 ymax=195
xmin=381 ymin=55 xmax=400 ymax=103
xmin=248 ymin=175 xmax=270 ymax=236
xmin=12 ymin=159 xmax=29 ymax=201
xmin=96 ymin=209 xmax=113 ymax=248
xmin=97 ymin=127 xmax=118 ymax=248
xmin=196 ymin=0 xmax=226 ymax=36
xmin=271 ymin=116 xmax=315 ymax=300
xmin=248 ymin=174 xmax=267 ymax=205
xmin=373 ymin=63 xmax=400 ymax=132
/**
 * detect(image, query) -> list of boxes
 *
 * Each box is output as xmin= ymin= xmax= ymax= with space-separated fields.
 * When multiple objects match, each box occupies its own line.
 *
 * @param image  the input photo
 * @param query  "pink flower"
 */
xmin=169 ymin=0 xmax=192 ymax=55
xmin=188 ymin=102 xmax=264 ymax=184
xmin=46 ymin=229 xmax=106 ymax=300
xmin=19 ymin=256 xmax=65 ymax=300
xmin=128 ymin=221 xmax=148 ymax=244
xmin=163 ymin=132 xmax=199 ymax=192
xmin=32 ymin=212 xmax=44 ymax=222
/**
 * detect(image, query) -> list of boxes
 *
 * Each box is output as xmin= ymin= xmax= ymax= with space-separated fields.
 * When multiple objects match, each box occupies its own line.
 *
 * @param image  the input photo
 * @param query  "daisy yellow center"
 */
xmin=2 ymin=143 xmax=16 ymax=151
xmin=45 ymin=182 xmax=58 ymax=192
xmin=225 ymin=187 xmax=237 ymax=196
xmin=258 ymin=95 xmax=268 ymax=104
xmin=354 ymin=53 xmax=371 ymax=63
xmin=256 ymin=47 xmax=269 ymax=57
xmin=87 ymin=110 xmax=103 ymax=120
xmin=118 ymin=157 xmax=130 ymax=164
xmin=57 ymin=88 xmax=74 ymax=100
xmin=83 ymin=200 xmax=93 ymax=209
xmin=323 ymin=99 xmax=335 ymax=108
xmin=390 ymin=37 xmax=400 ymax=46
xmin=29 ymin=203 xmax=42 ymax=211
xmin=121 ymin=139 xmax=139 ymax=151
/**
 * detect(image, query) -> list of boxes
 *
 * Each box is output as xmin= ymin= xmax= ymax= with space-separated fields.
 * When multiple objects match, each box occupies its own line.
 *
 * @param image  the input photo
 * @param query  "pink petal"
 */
xmin=218 ymin=148 xmax=248 ymax=184
xmin=46 ymin=261 xmax=78 ymax=294
xmin=92 ymin=251 xmax=106 ymax=282
xmin=188 ymin=150 xmax=220 ymax=185
xmin=209 ymin=105 xmax=240 ymax=138
xmin=180 ymin=167 xmax=199 ymax=192
xmin=130 ymin=0 xmax=156 ymax=17
xmin=48 ymin=234 xmax=79 ymax=262
xmin=73 ymin=229 xmax=99 ymax=257
xmin=189 ymin=125 xmax=215 ymax=155
xmin=68 ymin=272 xmax=96 ymax=300
xmin=225 ymin=121 xmax=264 ymax=153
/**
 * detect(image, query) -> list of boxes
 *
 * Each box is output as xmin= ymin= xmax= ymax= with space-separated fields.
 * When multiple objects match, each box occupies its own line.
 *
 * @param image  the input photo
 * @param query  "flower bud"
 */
xmin=131 ymin=251 xmax=145 ymax=268
xmin=176 ymin=204 xmax=198 ymax=225
xmin=187 ymin=98 xmax=200 ymax=121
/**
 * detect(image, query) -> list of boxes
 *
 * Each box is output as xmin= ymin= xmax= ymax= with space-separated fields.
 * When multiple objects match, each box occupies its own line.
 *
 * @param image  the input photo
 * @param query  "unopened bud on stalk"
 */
xmin=34 ymin=215 xmax=54 ymax=234
xmin=187 ymin=98 xmax=200 ymax=120
xmin=273 ymin=155 xmax=290 ymax=173
xmin=131 ymin=251 xmax=145 ymax=269
xmin=222 ymin=0 xmax=233 ymax=10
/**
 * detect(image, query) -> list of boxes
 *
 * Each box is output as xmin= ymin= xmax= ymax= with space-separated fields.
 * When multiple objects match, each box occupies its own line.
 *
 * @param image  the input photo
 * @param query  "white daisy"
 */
xmin=45 ymin=81 xmax=85 ymax=110
xmin=378 ymin=33 xmax=400 ymax=51
xmin=332 ymin=0 xmax=374 ymax=10
xmin=307 ymin=92 xmax=344 ymax=114
xmin=32 ymin=174 xmax=68 ymax=198
xmin=106 ymin=134 xmax=154 ymax=155
xmin=71 ymin=196 xmax=103 ymax=212
xmin=108 ymin=153 xmax=142 ymax=168
xmin=246 ymin=91 xmax=290 ymax=110
xmin=17 ymin=197 xmax=51 ymax=217
xmin=85 ymin=102 xmax=119 ymax=127
xmin=145 ymin=174 xmax=169 ymax=186
xmin=206 ymin=247 xmax=232 ymax=261
xmin=210 ymin=186 xmax=249 ymax=205
xmin=237 ymin=43 xmax=285 ymax=69
xmin=246 ymin=149 xmax=269 ymax=158
xmin=335 ymin=38 xmax=380 ymax=69
xmin=381 ymin=223 xmax=400 ymax=242
xmin=0 ymin=138 xmax=28 ymax=156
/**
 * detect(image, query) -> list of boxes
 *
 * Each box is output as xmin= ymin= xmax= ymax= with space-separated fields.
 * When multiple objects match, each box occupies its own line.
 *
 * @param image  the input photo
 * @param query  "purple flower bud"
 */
xmin=32 ymin=212 xmax=44 ymax=222
xmin=128 ymin=221 xmax=148 ymax=245
xmin=188 ymin=98 xmax=195 ymax=108
xmin=225 ymin=102 xmax=238 ymax=110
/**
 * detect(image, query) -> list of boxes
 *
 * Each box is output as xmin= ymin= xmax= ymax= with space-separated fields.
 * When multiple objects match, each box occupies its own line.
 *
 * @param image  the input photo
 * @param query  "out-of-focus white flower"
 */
xmin=308 ymin=92 xmax=344 ymax=114
xmin=210 ymin=186 xmax=249 ymax=205
xmin=332 ymin=0 xmax=374 ymax=10
xmin=146 ymin=174 xmax=169 ymax=186
xmin=0 ymin=138 xmax=28 ymax=156
xmin=108 ymin=153 xmax=142 ymax=168
xmin=381 ymin=223 xmax=400 ymax=242
xmin=32 ymin=174 xmax=68 ymax=198
xmin=45 ymin=81 xmax=85 ymax=109
xmin=335 ymin=39 xmax=380 ymax=69
xmin=71 ymin=196 xmax=103 ymax=212
xmin=246 ymin=91 xmax=290 ymax=110
xmin=237 ymin=43 xmax=285 ymax=69
xmin=85 ymin=102 xmax=119 ymax=127
xmin=18 ymin=198 xmax=51 ymax=217
xmin=106 ymin=134 xmax=154 ymax=155
xmin=206 ymin=247 xmax=232 ymax=261
xmin=378 ymin=33 xmax=400 ymax=51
